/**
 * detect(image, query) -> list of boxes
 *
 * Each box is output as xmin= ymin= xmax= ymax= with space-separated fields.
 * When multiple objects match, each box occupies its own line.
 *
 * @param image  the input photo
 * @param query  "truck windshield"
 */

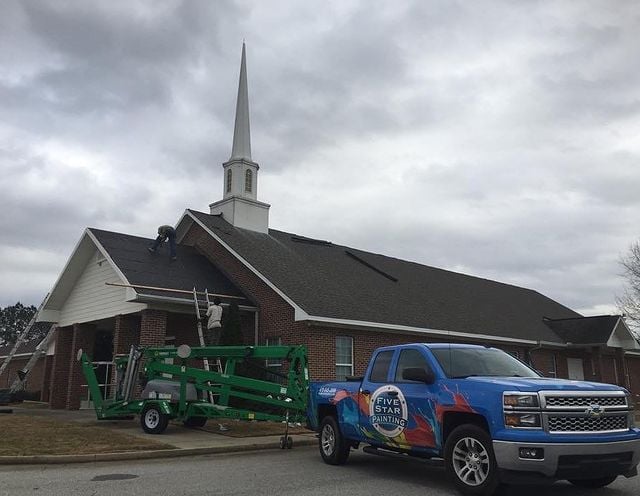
xmin=430 ymin=347 xmax=540 ymax=379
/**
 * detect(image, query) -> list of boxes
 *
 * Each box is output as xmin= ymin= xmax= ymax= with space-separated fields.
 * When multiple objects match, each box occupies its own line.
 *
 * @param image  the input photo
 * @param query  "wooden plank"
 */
xmin=105 ymin=282 xmax=246 ymax=300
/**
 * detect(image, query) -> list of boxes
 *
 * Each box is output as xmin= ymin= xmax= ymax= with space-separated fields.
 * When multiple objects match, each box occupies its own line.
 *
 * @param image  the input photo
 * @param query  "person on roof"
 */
xmin=206 ymin=297 xmax=223 ymax=346
xmin=148 ymin=225 xmax=177 ymax=261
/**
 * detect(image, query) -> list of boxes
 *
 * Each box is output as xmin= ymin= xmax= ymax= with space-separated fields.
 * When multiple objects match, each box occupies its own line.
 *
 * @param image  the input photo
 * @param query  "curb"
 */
xmin=0 ymin=436 xmax=317 ymax=465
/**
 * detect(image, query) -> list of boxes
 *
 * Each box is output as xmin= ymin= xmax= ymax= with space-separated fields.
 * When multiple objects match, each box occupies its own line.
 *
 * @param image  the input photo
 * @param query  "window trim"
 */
xmin=226 ymin=169 xmax=232 ymax=193
xmin=335 ymin=336 xmax=354 ymax=379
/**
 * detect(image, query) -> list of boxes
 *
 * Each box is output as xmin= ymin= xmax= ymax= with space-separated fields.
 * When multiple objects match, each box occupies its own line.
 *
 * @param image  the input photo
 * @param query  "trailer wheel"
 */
xmin=140 ymin=404 xmax=169 ymax=434
xmin=444 ymin=424 xmax=499 ymax=496
xmin=183 ymin=417 xmax=207 ymax=428
xmin=568 ymin=476 xmax=617 ymax=488
xmin=319 ymin=416 xmax=350 ymax=465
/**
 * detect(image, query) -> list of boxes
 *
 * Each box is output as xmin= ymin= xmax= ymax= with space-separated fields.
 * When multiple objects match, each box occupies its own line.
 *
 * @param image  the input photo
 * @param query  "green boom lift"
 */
xmin=78 ymin=343 xmax=309 ymax=447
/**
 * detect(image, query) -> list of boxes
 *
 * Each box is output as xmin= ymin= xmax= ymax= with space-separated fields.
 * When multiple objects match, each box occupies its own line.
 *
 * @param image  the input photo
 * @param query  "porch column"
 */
xmin=140 ymin=309 xmax=167 ymax=347
xmin=591 ymin=346 xmax=603 ymax=382
xmin=49 ymin=326 xmax=73 ymax=409
xmin=615 ymin=348 xmax=629 ymax=389
xmin=66 ymin=323 xmax=97 ymax=410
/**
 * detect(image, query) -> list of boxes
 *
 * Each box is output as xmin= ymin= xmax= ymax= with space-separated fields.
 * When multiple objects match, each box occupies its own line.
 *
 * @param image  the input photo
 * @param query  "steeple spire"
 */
xmin=210 ymin=42 xmax=270 ymax=233
xmin=230 ymin=42 xmax=251 ymax=161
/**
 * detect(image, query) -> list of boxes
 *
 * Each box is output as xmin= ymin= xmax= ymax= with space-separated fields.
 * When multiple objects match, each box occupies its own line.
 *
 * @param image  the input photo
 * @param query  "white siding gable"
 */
xmin=58 ymin=249 xmax=145 ymax=327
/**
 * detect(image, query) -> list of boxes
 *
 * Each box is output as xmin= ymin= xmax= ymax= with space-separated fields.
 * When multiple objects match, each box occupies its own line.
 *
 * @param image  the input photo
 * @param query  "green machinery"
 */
xmin=78 ymin=343 xmax=309 ymax=447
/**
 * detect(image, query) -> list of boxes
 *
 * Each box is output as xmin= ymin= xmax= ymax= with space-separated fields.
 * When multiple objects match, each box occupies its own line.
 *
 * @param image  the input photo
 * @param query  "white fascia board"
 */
xmin=38 ymin=230 xmax=91 ymax=320
xmin=304 ymin=315 xmax=551 ymax=346
xmin=186 ymin=211 xmax=307 ymax=318
xmin=175 ymin=210 xmax=193 ymax=243
xmin=136 ymin=293 xmax=257 ymax=313
xmin=607 ymin=317 xmax=640 ymax=350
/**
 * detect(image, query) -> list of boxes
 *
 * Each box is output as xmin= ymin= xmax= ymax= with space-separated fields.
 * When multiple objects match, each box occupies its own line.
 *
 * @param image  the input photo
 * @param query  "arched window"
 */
xmin=245 ymin=169 xmax=253 ymax=193
xmin=226 ymin=169 xmax=232 ymax=193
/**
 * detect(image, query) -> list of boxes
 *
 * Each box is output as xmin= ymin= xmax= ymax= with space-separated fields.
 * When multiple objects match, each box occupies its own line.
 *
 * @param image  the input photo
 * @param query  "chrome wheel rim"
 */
xmin=145 ymin=410 xmax=160 ymax=429
xmin=321 ymin=423 xmax=336 ymax=456
xmin=452 ymin=437 xmax=490 ymax=486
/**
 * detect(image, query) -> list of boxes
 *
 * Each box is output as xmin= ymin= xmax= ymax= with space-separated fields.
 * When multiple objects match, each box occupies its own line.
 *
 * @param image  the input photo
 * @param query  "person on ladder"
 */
xmin=148 ymin=225 xmax=177 ymax=261
xmin=205 ymin=297 xmax=223 ymax=345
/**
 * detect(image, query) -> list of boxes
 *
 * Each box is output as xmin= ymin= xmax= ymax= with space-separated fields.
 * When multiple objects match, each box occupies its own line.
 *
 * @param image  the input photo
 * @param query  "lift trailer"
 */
xmin=79 ymin=343 xmax=309 ymax=447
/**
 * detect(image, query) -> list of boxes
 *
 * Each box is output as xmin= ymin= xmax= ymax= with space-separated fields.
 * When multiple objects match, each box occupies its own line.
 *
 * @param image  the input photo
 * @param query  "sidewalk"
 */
xmin=0 ymin=403 xmax=317 ymax=465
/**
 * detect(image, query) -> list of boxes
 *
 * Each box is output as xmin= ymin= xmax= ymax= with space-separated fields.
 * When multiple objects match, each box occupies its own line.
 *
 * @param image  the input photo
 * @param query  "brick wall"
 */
xmin=50 ymin=326 xmax=73 ymax=409
xmin=66 ymin=323 xmax=97 ymax=410
xmin=113 ymin=314 xmax=140 ymax=356
xmin=140 ymin=309 xmax=167 ymax=347
xmin=0 ymin=355 xmax=46 ymax=392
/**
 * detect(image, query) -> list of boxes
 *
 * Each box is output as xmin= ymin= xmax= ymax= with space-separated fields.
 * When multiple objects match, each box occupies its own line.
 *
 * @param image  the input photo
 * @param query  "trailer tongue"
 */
xmin=79 ymin=343 xmax=309 ymax=446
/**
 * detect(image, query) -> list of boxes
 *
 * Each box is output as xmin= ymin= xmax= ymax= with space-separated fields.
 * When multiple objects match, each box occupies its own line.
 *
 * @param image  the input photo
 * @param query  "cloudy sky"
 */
xmin=1 ymin=1 xmax=639 ymax=316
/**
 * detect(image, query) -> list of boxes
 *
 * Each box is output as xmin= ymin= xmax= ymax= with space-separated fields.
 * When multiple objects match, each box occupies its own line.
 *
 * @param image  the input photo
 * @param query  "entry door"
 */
xmin=567 ymin=358 xmax=584 ymax=380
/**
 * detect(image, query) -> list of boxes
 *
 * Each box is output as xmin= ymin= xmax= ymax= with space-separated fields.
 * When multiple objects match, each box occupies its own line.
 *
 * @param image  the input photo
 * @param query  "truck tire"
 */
xmin=568 ymin=476 xmax=617 ymax=488
xmin=140 ymin=404 xmax=169 ymax=434
xmin=444 ymin=424 xmax=500 ymax=496
xmin=183 ymin=416 xmax=208 ymax=428
xmin=319 ymin=416 xmax=350 ymax=465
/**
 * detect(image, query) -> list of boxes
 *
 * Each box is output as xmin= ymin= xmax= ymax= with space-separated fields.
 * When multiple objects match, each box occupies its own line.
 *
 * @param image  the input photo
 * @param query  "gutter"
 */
xmin=134 ymin=293 xmax=257 ymax=313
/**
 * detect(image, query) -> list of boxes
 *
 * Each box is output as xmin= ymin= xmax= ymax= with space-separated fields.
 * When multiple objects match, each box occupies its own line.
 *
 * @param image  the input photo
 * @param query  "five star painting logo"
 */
xmin=369 ymin=385 xmax=408 ymax=437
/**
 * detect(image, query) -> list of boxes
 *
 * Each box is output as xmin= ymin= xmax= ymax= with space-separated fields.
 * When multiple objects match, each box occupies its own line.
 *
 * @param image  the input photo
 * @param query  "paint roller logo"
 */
xmin=369 ymin=385 xmax=408 ymax=437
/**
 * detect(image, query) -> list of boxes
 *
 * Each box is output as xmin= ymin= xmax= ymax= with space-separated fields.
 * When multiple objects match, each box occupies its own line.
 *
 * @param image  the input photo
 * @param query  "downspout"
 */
xmin=254 ymin=311 xmax=259 ymax=346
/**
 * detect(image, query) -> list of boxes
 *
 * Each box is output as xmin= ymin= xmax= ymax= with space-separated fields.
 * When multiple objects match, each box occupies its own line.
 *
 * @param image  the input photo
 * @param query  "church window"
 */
xmin=245 ymin=169 xmax=253 ymax=193
xmin=226 ymin=169 xmax=232 ymax=193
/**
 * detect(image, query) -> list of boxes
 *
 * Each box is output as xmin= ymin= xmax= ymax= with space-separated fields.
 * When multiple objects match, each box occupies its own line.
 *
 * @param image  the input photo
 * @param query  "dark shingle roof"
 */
xmin=188 ymin=210 xmax=580 ymax=342
xmin=88 ymin=228 xmax=249 ymax=303
xmin=544 ymin=315 xmax=619 ymax=345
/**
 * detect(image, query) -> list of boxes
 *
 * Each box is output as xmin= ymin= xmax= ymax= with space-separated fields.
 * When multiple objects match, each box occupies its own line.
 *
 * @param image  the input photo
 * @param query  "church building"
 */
xmin=3 ymin=44 xmax=639 ymax=409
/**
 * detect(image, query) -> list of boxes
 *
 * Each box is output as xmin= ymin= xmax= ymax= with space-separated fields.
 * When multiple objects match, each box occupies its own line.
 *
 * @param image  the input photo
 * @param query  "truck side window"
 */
xmin=369 ymin=351 xmax=394 ymax=383
xmin=395 ymin=349 xmax=431 ymax=382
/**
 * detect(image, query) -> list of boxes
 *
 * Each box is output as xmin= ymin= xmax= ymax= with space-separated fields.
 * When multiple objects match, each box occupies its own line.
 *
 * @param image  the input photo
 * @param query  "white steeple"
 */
xmin=209 ymin=43 xmax=270 ymax=233
xmin=230 ymin=42 xmax=252 ymax=161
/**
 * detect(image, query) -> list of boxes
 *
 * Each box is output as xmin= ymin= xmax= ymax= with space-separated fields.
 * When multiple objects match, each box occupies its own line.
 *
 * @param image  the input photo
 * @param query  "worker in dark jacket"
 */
xmin=148 ymin=225 xmax=177 ymax=261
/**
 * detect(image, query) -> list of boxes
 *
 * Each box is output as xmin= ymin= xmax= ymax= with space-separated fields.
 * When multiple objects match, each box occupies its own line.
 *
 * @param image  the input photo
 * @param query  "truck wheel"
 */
xmin=319 ymin=416 xmax=350 ymax=465
xmin=183 ymin=416 xmax=207 ymax=428
xmin=444 ymin=424 xmax=499 ymax=496
xmin=140 ymin=404 xmax=169 ymax=434
xmin=568 ymin=476 xmax=617 ymax=488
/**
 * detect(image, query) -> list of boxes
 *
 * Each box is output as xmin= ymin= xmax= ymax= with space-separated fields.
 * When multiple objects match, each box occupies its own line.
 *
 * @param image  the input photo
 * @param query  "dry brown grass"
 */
xmin=201 ymin=420 xmax=311 ymax=438
xmin=0 ymin=415 xmax=173 ymax=456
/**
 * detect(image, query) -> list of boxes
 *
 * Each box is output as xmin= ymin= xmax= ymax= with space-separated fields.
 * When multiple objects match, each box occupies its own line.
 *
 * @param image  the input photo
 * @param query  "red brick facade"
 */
xmin=32 ymin=220 xmax=640 ymax=409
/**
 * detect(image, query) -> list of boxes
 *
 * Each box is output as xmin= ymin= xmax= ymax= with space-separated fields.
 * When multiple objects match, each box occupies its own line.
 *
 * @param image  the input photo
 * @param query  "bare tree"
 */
xmin=617 ymin=241 xmax=640 ymax=337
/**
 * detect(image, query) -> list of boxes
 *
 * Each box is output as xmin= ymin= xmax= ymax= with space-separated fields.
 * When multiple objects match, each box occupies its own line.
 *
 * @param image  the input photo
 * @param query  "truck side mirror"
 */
xmin=402 ymin=367 xmax=435 ymax=384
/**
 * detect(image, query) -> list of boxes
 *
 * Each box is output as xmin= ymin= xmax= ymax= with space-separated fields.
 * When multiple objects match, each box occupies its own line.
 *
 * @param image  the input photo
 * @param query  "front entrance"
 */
xmin=567 ymin=358 xmax=584 ymax=380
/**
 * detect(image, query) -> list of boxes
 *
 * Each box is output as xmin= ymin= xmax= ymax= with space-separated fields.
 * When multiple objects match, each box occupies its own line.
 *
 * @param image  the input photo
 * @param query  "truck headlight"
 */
xmin=505 ymin=413 xmax=542 ymax=428
xmin=504 ymin=393 xmax=539 ymax=408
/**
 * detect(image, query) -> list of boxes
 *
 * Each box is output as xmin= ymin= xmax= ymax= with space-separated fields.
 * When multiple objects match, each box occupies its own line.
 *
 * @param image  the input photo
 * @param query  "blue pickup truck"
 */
xmin=308 ymin=343 xmax=640 ymax=495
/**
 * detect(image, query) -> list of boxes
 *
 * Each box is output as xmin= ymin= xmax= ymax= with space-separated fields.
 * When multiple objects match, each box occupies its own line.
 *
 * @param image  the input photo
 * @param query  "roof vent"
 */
xmin=291 ymin=235 xmax=333 ymax=246
xmin=345 ymin=250 xmax=398 ymax=282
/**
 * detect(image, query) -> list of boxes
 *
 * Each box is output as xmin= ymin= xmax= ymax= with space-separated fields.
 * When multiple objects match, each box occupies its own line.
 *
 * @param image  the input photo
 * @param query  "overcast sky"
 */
xmin=1 ymin=1 xmax=639 ymax=317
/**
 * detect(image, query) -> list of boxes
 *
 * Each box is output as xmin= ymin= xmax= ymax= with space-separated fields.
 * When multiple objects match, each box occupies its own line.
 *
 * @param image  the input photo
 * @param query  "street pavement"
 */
xmin=1 ymin=445 xmax=639 ymax=496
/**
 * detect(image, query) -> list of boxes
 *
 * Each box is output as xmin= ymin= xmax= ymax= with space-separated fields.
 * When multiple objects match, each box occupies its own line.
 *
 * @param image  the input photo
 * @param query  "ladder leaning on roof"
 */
xmin=0 ymin=295 xmax=48 ymax=380
xmin=10 ymin=324 xmax=57 ymax=393
xmin=192 ymin=288 xmax=223 ymax=403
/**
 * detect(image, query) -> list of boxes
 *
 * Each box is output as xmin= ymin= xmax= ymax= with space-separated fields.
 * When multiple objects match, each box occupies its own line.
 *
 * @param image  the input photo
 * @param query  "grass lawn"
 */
xmin=0 ymin=415 xmax=173 ymax=456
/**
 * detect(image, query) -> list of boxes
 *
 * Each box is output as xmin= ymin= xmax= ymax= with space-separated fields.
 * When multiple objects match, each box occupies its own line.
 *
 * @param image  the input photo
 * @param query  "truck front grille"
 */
xmin=544 ymin=395 xmax=627 ymax=408
xmin=548 ymin=414 xmax=629 ymax=433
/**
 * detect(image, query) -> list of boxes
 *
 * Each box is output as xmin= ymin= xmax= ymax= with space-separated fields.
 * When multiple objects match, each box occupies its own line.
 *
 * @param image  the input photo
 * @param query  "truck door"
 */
xmin=392 ymin=347 xmax=439 ymax=452
xmin=359 ymin=347 xmax=439 ymax=451
xmin=359 ymin=349 xmax=397 ymax=447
